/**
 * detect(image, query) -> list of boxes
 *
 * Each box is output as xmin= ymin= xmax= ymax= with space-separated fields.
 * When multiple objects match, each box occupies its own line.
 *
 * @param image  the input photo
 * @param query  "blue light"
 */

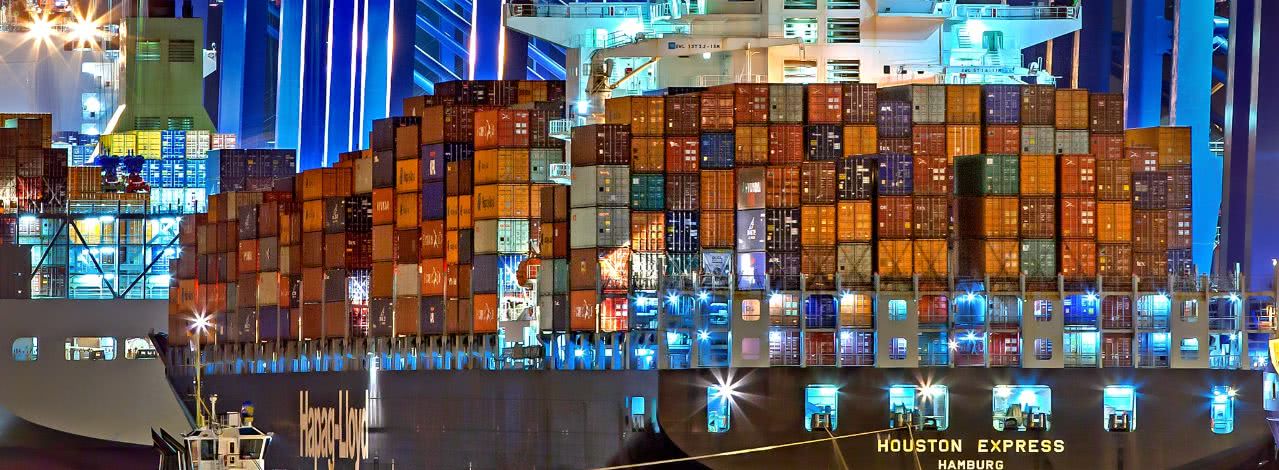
xmin=576 ymin=100 xmax=590 ymax=115
xmin=667 ymin=293 xmax=680 ymax=305
xmin=964 ymin=293 xmax=976 ymax=302
xmin=666 ymin=331 xmax=680 ymax=344
xmin=573 ymin=349 xmax=584 ymax=358
xmin=698 ymin=330 xmax=710 ymax=341
xmin=698 ymin=291 xmax=709 ymax=302
xmin=1084 ymin=292 xmax=1099 ymax=303
xmin=636 ymin=348 xmax=652 ymax=357
xmin=962 ymin=331 xmax=981 ymax=342
xmin=1229 ymin=294 xmax=1240 ymax=303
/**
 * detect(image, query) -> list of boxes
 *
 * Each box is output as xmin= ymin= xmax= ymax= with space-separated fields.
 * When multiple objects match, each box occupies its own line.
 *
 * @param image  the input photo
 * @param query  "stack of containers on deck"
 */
xmin=1126 ymin=126 xmax=1192 ymax=278
xmin=364 ymin=117 xmax=418 ymax=337
xmin=203 ymin=190 xmax=260 ymax=342
xmin=875 ymin=86 xmax=916 ymax=281
xmin=569 ymin=122 xmax=632 ymax=333
xmin=1091 ymin=93 xmax=1134 ymax=283
xmin=837 ymin=85 xmax=877 ymax=290
xmin=473 ymin=107 xmax=534 ymax=334
xmin=169 ymin=213 xmax=203 ymax=343
xmin=296 ymin=166 xmax=357 ymax=339
xmin=254 ymin=188 xmax=301 ymax=342
xmin=620 ymin=95 xmax=673 ymax=327
xmin=227 ymin=190 xmax=295 ymax=343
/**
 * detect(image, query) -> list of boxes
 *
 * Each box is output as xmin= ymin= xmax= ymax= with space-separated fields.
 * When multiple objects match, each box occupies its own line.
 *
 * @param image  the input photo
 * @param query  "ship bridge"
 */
xmin=507 ymin=0 xmax=1081 ymax=117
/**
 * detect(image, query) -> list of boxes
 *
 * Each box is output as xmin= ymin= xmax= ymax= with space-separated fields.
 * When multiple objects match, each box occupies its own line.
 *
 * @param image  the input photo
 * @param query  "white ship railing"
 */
xmin=549 ymin=117 xmax=584 ymax=140
xmin=696 ymin=74 xmax=767 ymax=87
xmin=508 ymin=3 xmax=647 ymax=18
xmin=952 ymin=5 xmax=1079 ymax=20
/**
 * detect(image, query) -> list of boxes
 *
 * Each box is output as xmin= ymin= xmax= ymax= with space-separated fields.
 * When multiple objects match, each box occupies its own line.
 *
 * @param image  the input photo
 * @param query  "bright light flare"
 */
xmin=191 ymin=312 xmax=212 ymax=333
xmin=69 ymin=15 xmax=102 ymax=43
xmin=26 ymin=16 xmax=55 ymax=44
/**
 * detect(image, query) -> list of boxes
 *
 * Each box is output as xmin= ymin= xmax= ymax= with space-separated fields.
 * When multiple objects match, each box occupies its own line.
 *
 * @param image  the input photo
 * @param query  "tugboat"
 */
xmin=153 ymin=397 xmax=272 ymax=470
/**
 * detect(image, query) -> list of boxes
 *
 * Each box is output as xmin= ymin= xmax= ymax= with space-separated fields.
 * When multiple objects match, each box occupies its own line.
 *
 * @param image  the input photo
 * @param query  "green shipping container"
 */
xmin=536 ymin=258 xmax=570 ymax=295
xmin=955 ymin=154 xmax=1019 ymax=196
xmin=530 ymin=148 xmax=564 ymax=183
xmin=1020 ymin=239 xmax=1056 ymax=279
xmin=631 ymin=174 xmax=665 ymax=211
xmin=497 ymin=219 xmax=531 ymax=253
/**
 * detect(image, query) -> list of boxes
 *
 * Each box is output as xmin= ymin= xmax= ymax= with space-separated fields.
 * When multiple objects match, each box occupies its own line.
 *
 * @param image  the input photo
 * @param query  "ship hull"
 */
xmin=198 ymin=367 xmax=1276 ymax=469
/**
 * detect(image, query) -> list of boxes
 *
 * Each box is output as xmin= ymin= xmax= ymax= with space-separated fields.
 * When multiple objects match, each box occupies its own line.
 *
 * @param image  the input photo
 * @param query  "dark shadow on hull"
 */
xmin=0 ymin=405 xmax=155 ymax=470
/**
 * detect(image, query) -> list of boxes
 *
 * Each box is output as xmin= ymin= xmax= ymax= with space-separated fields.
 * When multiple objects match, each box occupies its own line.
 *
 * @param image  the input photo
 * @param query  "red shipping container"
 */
xmin=665 ymin=136 xmax=700 ymax=173
xmin=990 ymin=332 xmax=1021 ymax=366
xmin=1098 ymin=244 xmax=1133 ymax=278
xmin=473 ymin=109 xmax=530 ymax=149
xmin=766 ymin=165 xmax=801 ymax=208
xmin=983 ymin=125 xmax=1021 ymax=154
xmin=473 ymin=293 xmax=498 ymax=333
xmin=700 ymin=170 xmax=735 ymax=210
xmin=1096 ymin=159 xmax=1132 ymax=201
xmin=913 ymin=155 xmax=951 ymax=195
xmin=631 ymin=211 xmax=666 ymax=252
xmin=876 ymin=196 xmax=913 ymax=239
xmin=420 ymin=220 xmax=445 ymax=258
xmin=768 ymin=125 xmax=804 ymax=164
xmin=1059 ymin=197 xmax=1098 ymax=238
xmin=1169 ymin=210 xmax=1192 ymax=250
xmin=1091 ymin=134 xmax=1124 ymax=160
xmin=1103 ymin=333 xmax=1133 ymax=367
xmin=700 ymin=92 xmax=735 ymax=131
xmin=1019 ymin=196 xmax=1056 ymax=239
xmin=800 ymin=162 xmax=836 ymax=204
xmin=238 ymin=240 xmax=259 ymax=273
xmin=842 ymin=83 xmax=878 ymax=124
xmin=912 ymin=195 xmax=950 ymax=239
xmin=1059 ymin=155 xmax=1097 ymax=196
xmin=714 ymin=83 xmax=769 ymax=124
xmin=1129 ymin=147 xmax=1159 ymax=173
xmin=1133 ymin=210 xmax=1169 ymax=253
xmin=912 ymin=124 xmax=946 ymax=156
xmin=879 ymin=137 xmax=912 ymax=155
xmin=701 ymin=211 xmax=735 ymax=248
xmin=806 ymin=84 xmax=844 ymax=124
xmin=1061 ymin=239 xmax=1097 ymax=278
xmin=540 ymin=222 xmax=569 ymax=258
xmin=569 ymin=290 xmax=599 ymax=331
xmin=1134 ymin=252 xmax=1168 ymax=278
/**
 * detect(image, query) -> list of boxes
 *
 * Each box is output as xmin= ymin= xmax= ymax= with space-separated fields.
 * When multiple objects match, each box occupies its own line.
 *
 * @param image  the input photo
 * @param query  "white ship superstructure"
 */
xmin=506 ymin=0 xmax=1081 ymax=121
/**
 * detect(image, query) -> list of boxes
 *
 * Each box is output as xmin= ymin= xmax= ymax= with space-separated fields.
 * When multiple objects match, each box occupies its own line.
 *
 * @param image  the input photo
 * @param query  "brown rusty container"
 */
xmin=912 ymin=155 xmax=951 ymax=196
xmin=912 ymin=195 xmax=950 ymax=239
xmin=800 ymin=162 xmax=836 ymax=204
xmin=1059 ymin=197 xmax=1098 ymax=239
xmin=766 ymin=165 xmax=801 ymax=209
xmin=1019 ymin=196 xmax=1056 ymax=239
xmin=1061 ymin=239 xmax=1097 ymax=278
xmin=876 ymin=196 xmax=913 ymax=239
xmin=735 ymin=125 xmax=770 ymax=166
xmin=768 ymin=125 xmax=804 ymax=165
xmin=983 ymin=125 xmax=1021 ymax=154
xmin=664 ymin=136 xmax=700 ymax=173
xmin=1096 ymin=159 xmax=1132 ymax=201
xmin=956 ymin=196 xmax=1018 ymax=239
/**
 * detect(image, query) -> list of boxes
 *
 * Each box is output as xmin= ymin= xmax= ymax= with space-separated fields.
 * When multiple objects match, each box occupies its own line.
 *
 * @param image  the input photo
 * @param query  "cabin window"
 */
xmin=1033 ymin=300 xmax=1053 ymax=322
xmin=11 ymin=337 xmax=36 ymax=361
xmin=804 ymin=385 xmax=838 ymax=431
xmin=707 ymin=386 xmax=731 ymax=432
xmin=741 ymin=299 xmax=761 ymax=321
xmin=65 ymin=337 xmax=116 ymax=361
xmin=1033 ymin=339 xmax=1053 ymax=360
xmin=783 ymin=18 xmax=818 ymax=44
xmin=124 ymin=337 xmax=158 ymax=360
xmin=240 ymin=438 xmax=266 ymax=459
xmin=889 ymin=385 xmax=949 ymax=430
xmin=1210 ymin=386 xmax=1235 ymax=434
xmin=1181 ymin=300 xmax=1199 ymax=322
xmin=199 ymin=440 xmax=216 ymax=460
xmin=992 ymin=385 xmax=1052 ymax=432
xmin=1264 ymin=373 xmax=1279 ymax=412
xmin=1179 ymin=338 xmax=1200 ymax=360
xmin=888 ymin=337 xmax=908 ymax=360
xmin=1102 ymin=385 xmax=1137 ymax=432
xmin=888 ymin=299 xmax=908 ymax=321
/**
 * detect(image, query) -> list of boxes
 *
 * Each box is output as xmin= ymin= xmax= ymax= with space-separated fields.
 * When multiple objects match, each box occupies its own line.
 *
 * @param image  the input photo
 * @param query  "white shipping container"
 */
xmin=1055 ymin=130 xmax=1090 ymax=155
xmin=354 ymin=158 xmax=373 ymax=194
xmin=395 ymin=263 xmax=419 ymax=296
xmin=570 ymin=165 xmax=630 ymax=208
xmin=570 ymin=206 xmax=630 ymax=248
xmin=911 ymin=85 xmax=946 ymax=124
xmin=1021 ymin=125 xmax=1056 ymax=154
xmin=473 ymin=219 xmax=498 ymax=254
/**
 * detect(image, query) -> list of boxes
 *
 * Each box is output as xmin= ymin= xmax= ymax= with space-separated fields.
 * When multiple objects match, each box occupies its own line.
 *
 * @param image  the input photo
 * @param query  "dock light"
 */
xmin=666 ymin=293 xmax=679 ymax=305
xmin=573 ymin=349 xmax=584 ymax=358
xmin=841 ymin=292 xmax=857 ymax=304
xmin=947 ymin=340 xmax=959 ymax=350
xmin=575 ymin=101 xmax=590 ymax=115
xmin=1084 ymin=292 xmax=1099 ymax=303
xmin=995 ymin=386 xmax=1012 ymax=398
xmin=1229 ymin=293 xmax=1240 ymax=303
xmin=697 ymin=291 xmax=709 ymax=302
xmin=27 ymin=16 xmax=54 ymax=42
xmin=715 ymin=383 xmax=736 ymax=398
xmin=702 ymin=52 xmax=711 ymax=59
xmin=70 ymin=16 xmax=100 ymax=43
xmin=191 ymin=312 xmax=211 ymax=333
xmin=697 ymin=330 xmax=710 ymax=341
xmin=964 ymin=292 xmax=976 ymax=302
xmin=925 ymin=385 xmax=945 ymax=397
xmin=1228 ymin=387 xmax=1238 ymax=398
xmin=769 ymin=292 xmax=784 ymax=304
xmin=840 ymin=330 xmax=851 ymax=341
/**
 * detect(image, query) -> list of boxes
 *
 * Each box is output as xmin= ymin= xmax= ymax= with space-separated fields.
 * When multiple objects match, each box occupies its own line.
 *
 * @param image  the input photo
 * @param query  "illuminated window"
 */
xmin=784 ymin=0 xmax=816 ymax=9
xmin=889 ymin=337 xmax=908 ymax=360
xmin=1103 ymin=386 xmax=1137 ymax=432
xmin=1179 ymin=338 xmax=1199 ymax=360
xmin=1033 ymin=300 xmax=1053 ymax=321
xmin=1034 ymin=339 xmax=1053 ymax=360
xmin=1210 ymin=386 xmax=1235 ymax=434
xmin=826 ymin=60 xmax=861 ymax=84
xmin=741 ymin=299 xmax=761 ymax=321
xmin=124 ymin=337 xmax=158 ymax=360
xmin=783 ymin=18 xmax=818 ymax=44
xmin=707 ymin=386 xmax=731 ymax=432
xmin=888 ymin=299 xmax=908 ymax=321
xmin=804 ymin=385 xmax=838 ymax=431
xmin=889 ymin=385 xmax=949 ymax=430
xmin=1181 ymin=300 xmax=1199 ymax=322
xmin=65 ymin=337 xmax=117 ymax=361
xmin=11 ymin=337 xmax=37 ymax=361
xmin=992 ymin=385 xmax=1052 ymax=432
xmin=828 ymin=0 xmax=860 ymax=9
xmin=826 ymin=18 xmax=861 ymax=44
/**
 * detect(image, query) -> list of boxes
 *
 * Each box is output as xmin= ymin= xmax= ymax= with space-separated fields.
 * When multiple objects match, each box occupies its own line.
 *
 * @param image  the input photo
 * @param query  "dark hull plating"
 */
xmin=198 ymin=368 xmax=1276 ymax=469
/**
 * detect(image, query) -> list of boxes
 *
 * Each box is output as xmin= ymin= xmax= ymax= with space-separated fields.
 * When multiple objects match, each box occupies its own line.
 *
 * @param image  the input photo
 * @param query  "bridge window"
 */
xmin=125 ymin=337 xmax=158 ymax=359
xmin=1032 ymin=300 xmax=1053 ymax=322
xmin=889 ymin=385 xmax=949 ymax=430
xmin=783 ymin=18 xmax=818 ymax=44
xmin=783 ymin=0 xmax=816 ymax=10
xmin=11 ymin=337 xmax=36 ymax=361
xmin=707 ymin=386 xmax=731 ymax=432
xmin=1210 ymin=386 xmax=1235 ymax=434
xmin=804 ymin=385 xmax=838 ymax=431
xmin=827 ymin=0 xmax=860 ymax=9
xmin=65 ymin=337 xmax=116 ymax=361
xmin=888 ymin=337 xmax=908 ymax=360
xmin=826 ymin=60 xmax=861 ymax=84
xmin=1179 ymin=338 xmax=1199 ymax=360
xmin=888 ymin=299 xmax=908 ymax=321
xmin=1103 ymin=385 xmax=1137 ymax=432
xmin=826 ymin=18 xmax=861 ymax=44
xmin=992 ymin=385 xmax=1052 ymax=432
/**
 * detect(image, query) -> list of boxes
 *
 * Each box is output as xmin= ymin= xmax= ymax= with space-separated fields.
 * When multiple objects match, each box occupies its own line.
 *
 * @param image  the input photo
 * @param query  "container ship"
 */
xmin=157 ymin=75 xmax=1279 ymax=469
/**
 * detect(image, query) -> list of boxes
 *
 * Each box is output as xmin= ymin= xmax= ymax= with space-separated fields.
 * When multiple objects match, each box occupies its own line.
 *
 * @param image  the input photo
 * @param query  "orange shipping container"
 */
xmin=877 ymin=240 xmax=912 ymax=278
xmin=913 ymin=239 xmax=948 ymax=278
xmin=1055 ymin=89 xmax=1090 ymax=129
xmin=700 ymin=171 xmax=735 ymax=210
xmin=877 ymin=196 xmax=913 ymax=239
xmin=396 ymin=159 xmax=420 ymax=193
xmin=474 ymin=149 xmax=531 ymax=184
xmin=1097 ymin=201 xmax=1133 ymax=243
xmin=631 ymin=211 xmax=666 ymax=252
xmin=967 ymin=239 xmax=1020 ymax=278
xmin=395 ymin=124 xmax=420 ymax=158
xmin=1020 ymin=155 xmax=1057 ymax=195
xmin=420 ymin=220 xmax=445 ymax=258
xmin=735 ymin=126 xmax=770 ymax=165
xmin=1059 ymin=197 xmax=1098 ymax=238
xmin=473 ymin=184 xmax=530 ymax=219
xmin=605 ymin=96 xmax=665 ymax=136
xmin=836 ymin=200 xmax=872 ymax=242
xmin=1059 ymin=155 xmax=1096 ymax=196
xmin=801 ymin=205 xmax=837 ymax=246
xmin=372 ymin=188 xmax=395 ymax=225
xmin=299 ymin=167 xmax=353 ymax=201
xmin=1125 ymin=127 xmax=1191 ymax=166
xmin=446 ymin=231 xmax=459 ymax=263
xmin=473 ymin=109 xmax=530 ymax=149
xmin=842 ymin=125 xmax=877 ymax=156
xmin=420 ymin=258 xmax=445 ymax=296
xmin=700 ymin=211 xmax=735 ymax=248
xmin=301 ymin=200 xmax=324 ymax=233
xmin=238 ymin=240 xmax=259 ymax=273
xmin=664 ymin=136 xmax=700 ymax=173
xmin=473 ymin=293 xmax=498 ymax=333
xmin=765 ymin=165 xmax=801 ymax=208
xmin=946 ymin=124 xmax=982 ymax=162
xmin=371 ymin=262 xmax=394 ymax=297
xmin=569 ymin=290 xmax=599 ymax=331
xmin=394 ymin=296 xmax=420 ymax=336
xmin=301 ymin=303 xmax=322 ymax=339
xmin=395 ymin=193 xmax=419 ymax=229
xmin=631 ymin=137 xmax=665 ymax=173
xmin=1060 ymin=239 xmax=1097 ymax=277
xmin=957 ymin=196 xmax=1018 ymax=238
xmin=945 ymin=85 xmax=982 ymax=124
xmin=983 ymin=125 xmax=1021 ymax=154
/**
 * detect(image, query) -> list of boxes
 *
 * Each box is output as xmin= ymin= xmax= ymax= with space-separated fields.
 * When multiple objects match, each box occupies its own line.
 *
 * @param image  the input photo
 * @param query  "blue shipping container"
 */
xmin=665 ymin=211 xmax=701 ymax=253
xmin=700 ymin=133 xmax=735 ymax=169
xmin=877 ymin=88 xmax=913 ymax=138
xmin=804 ymin=295 xmax=837 ymax=329
xmin=421 ymin=181 xmax=446 ymax=220
xmin=736 ymin=209 xmax=766 ymax=251
xmin=983 ymin=85 xmax=1022 ymax=125
xmin=877 ymin=153 xmax=914 ymax=195
xmin=804 ymin=124 xmax=843 ymax=161
xmin=837 ymin=156 xmax=876 ymax=200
